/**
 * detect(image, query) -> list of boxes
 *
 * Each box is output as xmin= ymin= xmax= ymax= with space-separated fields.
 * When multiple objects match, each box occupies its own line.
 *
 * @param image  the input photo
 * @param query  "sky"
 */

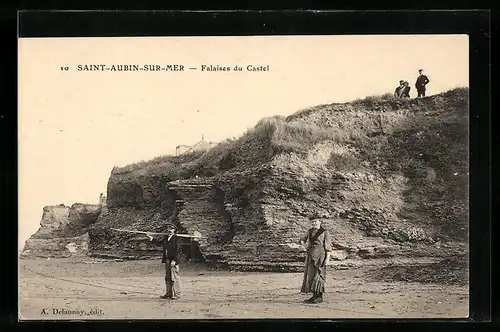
xmin=17 ymin=35 xmax=469 ymax=248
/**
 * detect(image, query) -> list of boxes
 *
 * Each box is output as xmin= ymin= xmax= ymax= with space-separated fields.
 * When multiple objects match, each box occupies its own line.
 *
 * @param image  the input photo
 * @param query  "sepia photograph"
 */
xmin=18 ymin=34 xmax=469 ymax=320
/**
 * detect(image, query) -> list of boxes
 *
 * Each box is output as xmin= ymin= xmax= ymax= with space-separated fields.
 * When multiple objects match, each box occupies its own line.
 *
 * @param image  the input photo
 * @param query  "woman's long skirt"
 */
xmin=300 ymin=250 xmax=326 ymax=294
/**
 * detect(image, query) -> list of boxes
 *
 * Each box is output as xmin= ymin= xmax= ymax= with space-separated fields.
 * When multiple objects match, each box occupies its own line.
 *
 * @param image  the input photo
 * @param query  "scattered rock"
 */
xmin=330 ymin=250 xmax=349 ymax=261
xmin=65 ymin=243 xmax=77 ymax=253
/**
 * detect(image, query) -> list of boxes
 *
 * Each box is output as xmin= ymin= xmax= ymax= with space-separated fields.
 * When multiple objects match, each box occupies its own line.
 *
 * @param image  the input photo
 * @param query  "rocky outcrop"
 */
xmin=21 ymin=204 xmax=101 ymax=258
xmin=86 ymin=88 xmax=468 ymax=271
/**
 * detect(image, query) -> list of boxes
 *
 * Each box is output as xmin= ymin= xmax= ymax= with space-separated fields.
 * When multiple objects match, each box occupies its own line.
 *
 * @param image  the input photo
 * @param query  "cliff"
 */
xmin=86 ymin=88 xmax=468 ymax=271
xmin=21 ymin=203 xmax=102 ymax=258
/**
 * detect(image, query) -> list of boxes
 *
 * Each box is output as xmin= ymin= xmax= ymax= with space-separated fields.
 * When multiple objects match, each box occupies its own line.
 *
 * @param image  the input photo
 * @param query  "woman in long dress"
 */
xmin=299 ymin=218 xmax=332 ymax=303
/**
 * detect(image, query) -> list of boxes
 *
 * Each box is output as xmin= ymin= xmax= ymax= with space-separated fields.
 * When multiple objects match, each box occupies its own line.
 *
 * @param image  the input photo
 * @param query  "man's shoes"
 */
xmin=160 ymin=294 xmax=181 ymax=300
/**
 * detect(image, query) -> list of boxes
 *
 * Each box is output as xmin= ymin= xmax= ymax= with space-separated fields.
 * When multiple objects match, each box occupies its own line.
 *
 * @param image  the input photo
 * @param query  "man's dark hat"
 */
xmin=418 ymin=68 xmax=423 ymax=71
xmin=399 ymin=80 xmax=404 ymax=83
xmin=165 ymin=222 xmax=177 ymax=230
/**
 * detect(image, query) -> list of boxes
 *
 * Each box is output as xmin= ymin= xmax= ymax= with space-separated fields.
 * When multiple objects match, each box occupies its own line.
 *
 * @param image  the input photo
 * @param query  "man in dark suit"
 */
xmin=415 ymin=69 xmax=430 ymax=97
xmin=148 ymin=223 xmax=182 ymax=299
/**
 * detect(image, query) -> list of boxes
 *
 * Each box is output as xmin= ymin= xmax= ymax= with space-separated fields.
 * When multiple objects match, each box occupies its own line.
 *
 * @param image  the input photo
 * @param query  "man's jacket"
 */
xmin=415 ymin=74 xmax=430 ymax=90
xmin=153 ymin=234 xmax=181 ymax=263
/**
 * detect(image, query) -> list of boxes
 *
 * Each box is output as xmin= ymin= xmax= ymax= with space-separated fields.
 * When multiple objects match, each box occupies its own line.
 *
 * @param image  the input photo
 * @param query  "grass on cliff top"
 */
xmin=352 ymin=86 xmax=468 ymax=105
xmin=178 ymin=118 xmax=348 ymax=176
xmin=254 ymin=116 xmax=362 ymax=153
xmin=290 ymin=87 xmax=469 ymax=118
xmin=112 ymin=87 xmax=468 ymax=178
xmin=352 ymin=92 xmax=397 ymax=103
xmin=112 ymin=117 xmax=354 ymax=178
xmin=112 ymin=149 xmax=205 ymax=175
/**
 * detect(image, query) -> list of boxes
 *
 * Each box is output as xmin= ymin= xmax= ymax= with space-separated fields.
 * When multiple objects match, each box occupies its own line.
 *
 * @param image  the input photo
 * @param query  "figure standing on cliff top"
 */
xmin=148 ymin=223 xmax=182 ymax=300
xmin=415 ymin=69 xmax=430 ymax=98
xmin=299 ymin=217 xmax=332 ymax=303
xmin=401 ymin=81 xmax=411 ymax=98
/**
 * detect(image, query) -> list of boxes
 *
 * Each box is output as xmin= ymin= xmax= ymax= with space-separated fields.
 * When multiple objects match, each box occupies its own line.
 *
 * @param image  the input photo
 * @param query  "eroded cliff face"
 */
xmin=21 ymin=204 xmax=102 ymax=258
xmin=87 ymin=88 xmax=468 ymax=271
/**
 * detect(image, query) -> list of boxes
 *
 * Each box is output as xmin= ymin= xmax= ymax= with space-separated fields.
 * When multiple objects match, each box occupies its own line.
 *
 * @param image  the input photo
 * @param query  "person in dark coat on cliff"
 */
xmin=299 ymin=217 xmax=332 ymax=303
xmin=415 ymin=69 xmax=430 ymax=97
xmin=394 ymin=80 xmax=405 ymax=98
xmin=401 ymin=81 xmax=411 ymax=98
xmin=148 ymin=223 xmax=182 ymax=299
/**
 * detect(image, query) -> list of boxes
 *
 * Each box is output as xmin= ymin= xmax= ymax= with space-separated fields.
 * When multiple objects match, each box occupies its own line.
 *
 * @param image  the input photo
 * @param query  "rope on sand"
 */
xmin=23 ymin=266 xmax=153 ymax=296
xmin=22 ymin=266 xmax=388 ymax=318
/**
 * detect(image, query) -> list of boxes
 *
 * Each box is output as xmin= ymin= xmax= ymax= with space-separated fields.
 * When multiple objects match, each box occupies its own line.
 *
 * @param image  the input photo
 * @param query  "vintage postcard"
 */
xmin=18 ymin=35 xmax=469 ymax=320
